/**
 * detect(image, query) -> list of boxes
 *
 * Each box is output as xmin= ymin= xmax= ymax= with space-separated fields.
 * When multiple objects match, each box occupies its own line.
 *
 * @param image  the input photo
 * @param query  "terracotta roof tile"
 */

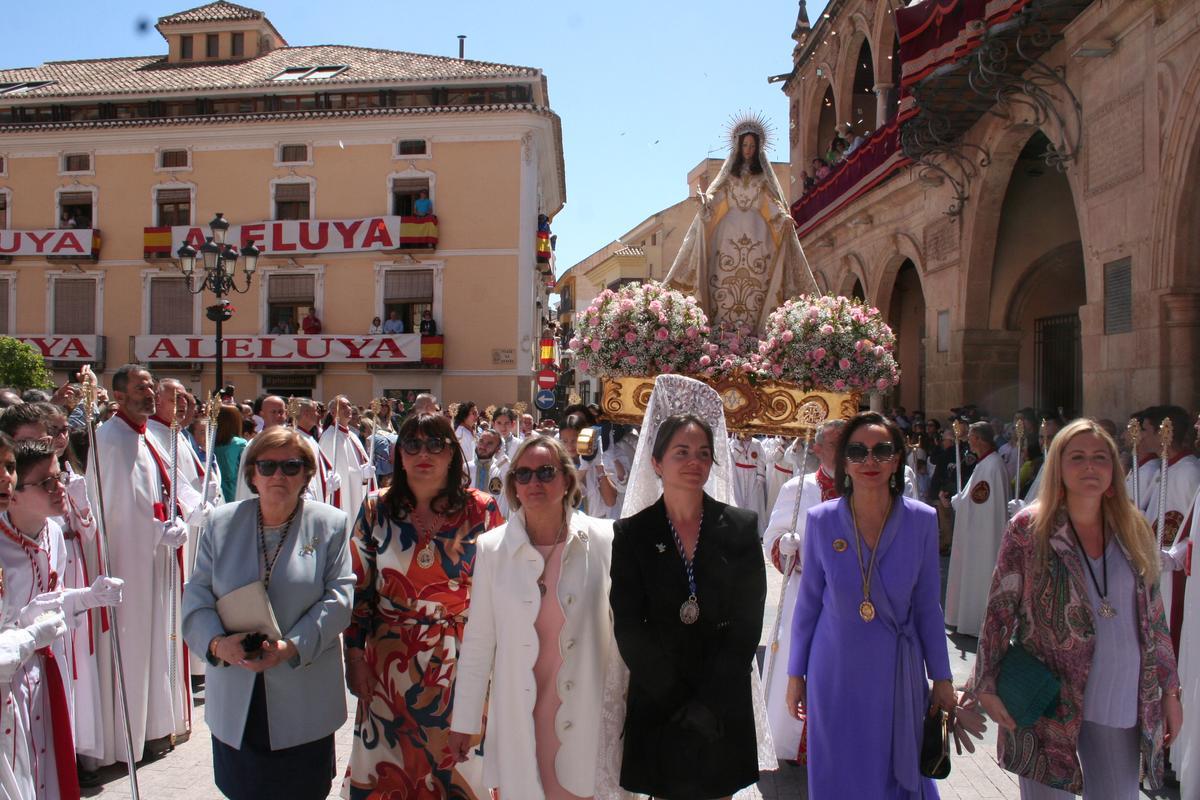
xmin=0 ymin=45 xmax=540 ymax=99
xmin=158 ymin=1 xmax=264 ymax=25
xmin=613 ymin=246 xmax=644 ymax=257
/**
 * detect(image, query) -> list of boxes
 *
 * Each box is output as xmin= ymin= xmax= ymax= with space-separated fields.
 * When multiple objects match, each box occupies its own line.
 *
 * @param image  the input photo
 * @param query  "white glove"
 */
xmin=1007 ymin=498 xmax=1025 ymax=517
xmin=361 ymin=464 xmax=377 ymax=483
xmin=778 ymin=533 xmax=802 ymax=558
xmin=81 ymin=576 xmax=124 ymax=609
xmin=184 ymin=501 xmax=214 ymax=527
xmin=65 ymin=476 xmax=92 ymax=515
xmin=25 ymin=610 xmax=68 ymax=650
xmin=158 ymin=520 xmax=188 ymax=550
xmin=1161 ymin=539 xmax=1189 ymax=572
xmin=18 ymin=592 xmax=65 ymax=628
xmin=327 ymin=471 xmax=342 ymax=494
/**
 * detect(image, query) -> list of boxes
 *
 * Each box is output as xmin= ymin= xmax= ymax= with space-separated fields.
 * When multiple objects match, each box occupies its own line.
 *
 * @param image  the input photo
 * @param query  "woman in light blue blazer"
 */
xmin=183 ymin=426 xmax=354 ymax=800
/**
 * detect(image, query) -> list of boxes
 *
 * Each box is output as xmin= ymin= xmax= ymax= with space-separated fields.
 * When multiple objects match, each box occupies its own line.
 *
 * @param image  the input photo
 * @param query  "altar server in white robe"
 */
xmin=761 ymin=419 xmax=842 ymax=761
xmin=942 ymin=421 xmax=1009 ymax=637
xmin=490 ymin=406 xmax=523 ymax=460
xmin=559 ymin=413 xmax=618 ymax=517
xmin=600 ymin=426 xmax=637 ymax=520
xmin=292 ymin=398 xmax=340 ymax=505
xmin=1126 ymin=408 xmax=1161 ymax=515
xmin=1144 ymin=406 xmax=1200 ymax=626
xmin=87 ymin=364 xmax=192 ymax=765
xmin=2 ymin=439 xmax=123 ymax=799
xmin=730 ymin=434 xmax=767 ymax=535
xmin=320 ymin=395 xmax=376 ymax=529
xmin=764 ymin=436 xmax=797 ymax=514
xmin=233 ymin=395 xmax=288 ymax=501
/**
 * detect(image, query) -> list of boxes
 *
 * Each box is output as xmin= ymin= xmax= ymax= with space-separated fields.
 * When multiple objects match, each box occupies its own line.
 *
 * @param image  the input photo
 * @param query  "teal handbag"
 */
xmin=997 ymin=643 xmax=1061 ymax=727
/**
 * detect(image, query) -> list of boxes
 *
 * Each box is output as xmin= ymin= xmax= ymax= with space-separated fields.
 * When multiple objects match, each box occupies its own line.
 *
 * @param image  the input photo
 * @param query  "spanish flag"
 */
xmin=540 ymin=337 xmax=556 ymax=365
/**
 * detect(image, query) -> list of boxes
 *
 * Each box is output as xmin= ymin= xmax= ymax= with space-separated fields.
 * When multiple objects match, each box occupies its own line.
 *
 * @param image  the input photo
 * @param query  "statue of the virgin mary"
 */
xmin=664 ymin=114 xmax=818 ymax=335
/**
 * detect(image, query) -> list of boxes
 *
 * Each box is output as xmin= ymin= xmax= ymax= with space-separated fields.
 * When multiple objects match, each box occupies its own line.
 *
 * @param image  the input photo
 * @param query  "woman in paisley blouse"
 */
xmin=342 ymin=413 xmax=503 ymax=799
xmin=969 ymin=419 xmax=1182 ymax=798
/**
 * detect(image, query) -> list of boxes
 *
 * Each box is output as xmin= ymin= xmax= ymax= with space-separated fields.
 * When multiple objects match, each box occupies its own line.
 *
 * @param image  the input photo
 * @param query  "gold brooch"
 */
xmin=832 ymin=538 xmax=848 ymax=553
xmin=300 ymin=538 xmax=317 ymax=556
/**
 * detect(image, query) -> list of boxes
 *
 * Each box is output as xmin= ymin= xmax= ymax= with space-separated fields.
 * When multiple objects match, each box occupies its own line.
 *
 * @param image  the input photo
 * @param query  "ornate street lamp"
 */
xmin=176 ymin=212 xmax=260 ymax=390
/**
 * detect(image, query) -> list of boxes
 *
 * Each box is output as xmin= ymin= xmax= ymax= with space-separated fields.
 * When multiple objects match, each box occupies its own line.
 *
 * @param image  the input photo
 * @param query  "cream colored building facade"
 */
xmin=781 ymin=0 xmax=1200 ymax=420
xmin=0 ymin=1 xmax=565 ymax=407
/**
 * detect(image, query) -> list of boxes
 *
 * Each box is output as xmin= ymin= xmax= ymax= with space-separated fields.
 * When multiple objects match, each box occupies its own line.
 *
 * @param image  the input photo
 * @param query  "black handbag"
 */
xmin=919 ymin=706 xmax=951 ymax=780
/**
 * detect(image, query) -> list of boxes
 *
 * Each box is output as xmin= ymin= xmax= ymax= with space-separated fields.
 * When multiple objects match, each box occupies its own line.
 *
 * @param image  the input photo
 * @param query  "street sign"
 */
xmin=535 ymin=389 xmax=556 ymax=411
xmin=537 ymin=369 xmax=558 ymax=390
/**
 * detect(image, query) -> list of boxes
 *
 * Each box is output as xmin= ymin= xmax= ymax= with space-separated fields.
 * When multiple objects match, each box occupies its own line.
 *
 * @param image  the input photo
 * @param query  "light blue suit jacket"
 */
xmin=182 ymin=498 xmax=353 ymax=749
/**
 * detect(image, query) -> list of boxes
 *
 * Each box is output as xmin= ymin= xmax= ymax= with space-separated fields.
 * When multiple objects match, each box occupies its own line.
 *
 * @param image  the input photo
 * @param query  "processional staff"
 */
xmin=1011 ymin=414 xmax=1024 ymax=514
xmin=1157 ymin=417 xmax=1173 ymax=548
xmin=952 ymin=418 xmax=966 ymax=495
xmin=201 ymin=393 xmax=220 ymax=506
xmin=763 ymin=402 xmax=827 ymax=697
xmin=79 ymin=370 xmax=141 ymax=799
xmin=1125 ymin=418 xmax=1141 ymax=512
xmin=166 ymin=406 xmax=185 ymax=736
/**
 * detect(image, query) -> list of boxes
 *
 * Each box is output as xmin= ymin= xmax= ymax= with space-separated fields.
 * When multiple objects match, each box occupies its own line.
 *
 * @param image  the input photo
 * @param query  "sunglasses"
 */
xmin=400 ymin=437 xmax=450 ymax=456
xmin=512 ymin=465 xmax=560 ymax=485
xmin=17 ymin=472 xmax=69 ymax=493
xmin=845 ymin=442 xmax=899 ymax=464
xmin=254 ymin=458 xmax=305 ymax=477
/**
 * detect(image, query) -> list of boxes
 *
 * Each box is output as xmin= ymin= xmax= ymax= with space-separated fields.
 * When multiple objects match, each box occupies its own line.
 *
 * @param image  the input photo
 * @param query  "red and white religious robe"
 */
xmin=0 ymin=515 xmax=80 ymax=800
xmin=1126 ymin=454 xmax=1160 ymax=516
xmin=1166 ymin=488 xmax=1198 ymax=799
xmin=86 ymin=410 xmax=192 ymax=765
xmin=730 ymin=435 xmax=767 ymax=535
xmin=298 ymin=428 xmax=340 ymax=508
xmin=762 ymin=465 xmax=836 ymax=762
xmin=944 ymin=450 xmax=1010 ymax=637
xmin=763 ymin=437 xmax=798 ymax=517
xmin=1145 ymin=453 xmax=1200 ymax=627
xmin=2 ymin=584 xmax=42 ymax=800
xmin=320 ymin=424 xmax=376 ymax=532
xmin=52 ymin=469 xmax=106 ymax=761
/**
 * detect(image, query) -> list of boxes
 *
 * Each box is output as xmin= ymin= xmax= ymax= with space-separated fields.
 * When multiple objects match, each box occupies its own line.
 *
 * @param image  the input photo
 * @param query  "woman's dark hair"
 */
xmin=215 ymin=404 xmax=242 ymax=446
xmin=651 ymin=413 xmax=718 ymax=464
xmin=834 ymin=411 xmax=907 ymax=497
xmin=561 ymin=413 xmax=590 ymax=433
xmin=385 ymin=412 xmax=468 ymax=518
xmin=730 ymin=132 xmax=764 ymax=177
xmin=452 ymin=401 xmax=477 ymax=430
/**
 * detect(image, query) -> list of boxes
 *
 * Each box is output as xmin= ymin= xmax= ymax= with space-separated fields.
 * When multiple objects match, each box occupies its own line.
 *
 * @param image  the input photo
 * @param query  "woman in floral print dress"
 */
xmin=343 ymin=413 xmax=503 ymax=799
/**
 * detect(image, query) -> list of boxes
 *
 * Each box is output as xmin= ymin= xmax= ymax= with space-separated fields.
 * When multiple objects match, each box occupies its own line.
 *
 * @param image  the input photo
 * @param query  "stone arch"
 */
xmin=835 ymin=22 xmax=875 ymax=135
xmin=804 ymin=79 xmax=839 ymax=167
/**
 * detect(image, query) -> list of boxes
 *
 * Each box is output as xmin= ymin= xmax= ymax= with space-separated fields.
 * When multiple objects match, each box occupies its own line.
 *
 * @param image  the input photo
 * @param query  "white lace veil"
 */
xmin=619 ymin=374 xmax=733 ymax=517
xmin=598 ymin=375 xmax=774 ymax=800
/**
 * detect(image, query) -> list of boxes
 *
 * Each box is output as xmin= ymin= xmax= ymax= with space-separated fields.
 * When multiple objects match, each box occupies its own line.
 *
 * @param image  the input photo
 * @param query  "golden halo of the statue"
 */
xmin=726 ymin=110 xmax=774 ymax=152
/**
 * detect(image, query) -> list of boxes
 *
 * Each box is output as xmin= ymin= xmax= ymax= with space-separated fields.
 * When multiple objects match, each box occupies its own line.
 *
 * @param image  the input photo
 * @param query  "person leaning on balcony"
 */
xmin=368 ymin=316 xmax=383 ymax=334
xmin=967 ymin=418 xmax=1182 ymax=798
xmin=448 ymin=435 xmax=615 ymax=799
xmin=382 ymin=310 xmax=405 ymax=334
xmin=301 ymin=309 xmax=322 ymax=335
xmin=413 ymin=189 xmax=433 ymax=216
xmin=419 ymin=309 xmax=437 ymax=335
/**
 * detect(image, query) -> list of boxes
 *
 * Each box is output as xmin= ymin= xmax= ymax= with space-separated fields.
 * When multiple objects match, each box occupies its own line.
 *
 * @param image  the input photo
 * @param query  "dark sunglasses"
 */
xmin=400 ymin=437 xmax=449 ymax=456
xmin=512 ymin=465 xmax=559 ymax=485
xmin=845 ymin=442 xmax=899 ymax=464
xmin=254 ymin=458 xmax=305 ymax=477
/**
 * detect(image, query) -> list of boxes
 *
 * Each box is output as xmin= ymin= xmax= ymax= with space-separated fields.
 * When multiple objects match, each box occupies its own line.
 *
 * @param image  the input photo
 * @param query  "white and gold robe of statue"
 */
xmin=944 ymin=451 xmax=1010 ymax=637
xmin=87 ymin=413 xmax=192 ymax=765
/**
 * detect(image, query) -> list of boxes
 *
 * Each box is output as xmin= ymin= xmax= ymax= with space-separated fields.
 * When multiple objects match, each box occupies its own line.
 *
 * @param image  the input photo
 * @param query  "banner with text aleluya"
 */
xmin=169 ymin=217 xmax=409 ymax=255
xmin=134 ymin=334 xmax=421 ymax=362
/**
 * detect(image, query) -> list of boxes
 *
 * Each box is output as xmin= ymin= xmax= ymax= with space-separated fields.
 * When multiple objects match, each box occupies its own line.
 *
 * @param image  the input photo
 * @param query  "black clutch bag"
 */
xmin=919 ymin=706 xmax=951 ymax=780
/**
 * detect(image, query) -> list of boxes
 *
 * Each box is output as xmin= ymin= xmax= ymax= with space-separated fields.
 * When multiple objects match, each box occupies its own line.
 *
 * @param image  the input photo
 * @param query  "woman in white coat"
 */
xmin=449 ymin=435 xmax=614 ymax=800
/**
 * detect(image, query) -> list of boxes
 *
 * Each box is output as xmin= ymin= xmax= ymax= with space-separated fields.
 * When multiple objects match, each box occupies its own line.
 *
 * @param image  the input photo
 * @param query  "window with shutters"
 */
xmin=273 ymin=182 xmax=310 ymax=220
xmin=58 ymin=190 xmax=93 ymax=229
xmin=52 ymin=278 xmax=96 ymax=335
xmin=392 ymin=177 xmax=430 ymax=216
xmin=159 ymin=149 xmax=190 ymax=169
xmin=0 ymin=277 xmax=10 ymax=334
xmin=267 ymin=273 xmax=315 ymax=332
xmin=206 ymin=34 xmax=219 ymax=58
xmin=61 ymin=153 xmax=91 ymax=174
xmin=383 ymin=269 xmax=433 ymax=332
xmin=278 ymin=144 xmax=309 ymax=164
xmin=149 ymin=276 xmax=193 ymax=334
xmin=1104 ymin=257 xmax=1133 ymax=335
xmin=180 ymin=35 xmax=193 ymax=60
xmin=155 ymin=188 xmax=191 ymax=226
xmin=0 ymin=193 xmax=8 ymax=230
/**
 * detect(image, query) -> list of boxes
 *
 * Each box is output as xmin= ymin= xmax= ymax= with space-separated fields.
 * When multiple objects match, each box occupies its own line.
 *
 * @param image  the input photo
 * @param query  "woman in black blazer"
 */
xmin=610 ymin=412 xmax=767 ymax=800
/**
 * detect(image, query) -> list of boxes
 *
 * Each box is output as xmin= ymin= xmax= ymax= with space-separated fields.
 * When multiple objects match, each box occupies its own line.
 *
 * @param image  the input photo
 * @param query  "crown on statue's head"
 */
xmin=726 ymin=110 xmax=774 ymax=152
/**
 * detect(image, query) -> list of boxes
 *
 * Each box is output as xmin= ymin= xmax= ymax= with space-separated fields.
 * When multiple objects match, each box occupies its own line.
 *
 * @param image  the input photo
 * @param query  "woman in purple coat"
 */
xmin=786 ymin=412 xmax=958 ymax=798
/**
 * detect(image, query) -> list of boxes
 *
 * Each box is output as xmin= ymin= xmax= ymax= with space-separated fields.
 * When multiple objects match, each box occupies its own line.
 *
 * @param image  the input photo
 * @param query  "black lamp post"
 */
xmin=176 ymin=212 xmax=260 ymax=391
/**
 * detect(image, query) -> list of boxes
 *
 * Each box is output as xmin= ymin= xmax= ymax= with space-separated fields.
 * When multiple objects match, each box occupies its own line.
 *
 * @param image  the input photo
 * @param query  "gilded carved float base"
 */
xmin=601 ymin=374 xmax=858 ymax=436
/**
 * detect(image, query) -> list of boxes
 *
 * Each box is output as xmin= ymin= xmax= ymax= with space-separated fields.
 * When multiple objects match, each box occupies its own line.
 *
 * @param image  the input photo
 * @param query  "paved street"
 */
xmin=84 ymin=555 xmax=1179 ymax=799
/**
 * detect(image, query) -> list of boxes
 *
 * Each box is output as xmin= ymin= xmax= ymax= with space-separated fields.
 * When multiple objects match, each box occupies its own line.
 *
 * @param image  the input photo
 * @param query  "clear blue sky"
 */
xmin=3 ymin=1 xmax=827 ymax=273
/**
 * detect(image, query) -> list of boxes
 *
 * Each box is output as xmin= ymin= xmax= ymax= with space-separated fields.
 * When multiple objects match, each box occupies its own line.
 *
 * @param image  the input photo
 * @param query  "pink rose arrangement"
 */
xmin=760 ymin=294 xmax=900 ymax=392
xmin=569 ymin=282 xmax=710 ymax=378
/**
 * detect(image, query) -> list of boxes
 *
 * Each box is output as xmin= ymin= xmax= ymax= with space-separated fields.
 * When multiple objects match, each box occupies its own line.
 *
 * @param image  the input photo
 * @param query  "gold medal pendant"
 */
xmin=859 ymin=599 xmax=876 ymax=623
xmin=680 ymin=595 xmax=700 ymax=625
xmin=416 ymin=541 xmax=436 ymax=569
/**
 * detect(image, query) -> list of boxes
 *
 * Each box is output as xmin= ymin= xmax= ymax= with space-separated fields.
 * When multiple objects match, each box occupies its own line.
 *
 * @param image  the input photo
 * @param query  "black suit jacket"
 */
xmin=610 ymin=493 xmax=766 ymax=799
